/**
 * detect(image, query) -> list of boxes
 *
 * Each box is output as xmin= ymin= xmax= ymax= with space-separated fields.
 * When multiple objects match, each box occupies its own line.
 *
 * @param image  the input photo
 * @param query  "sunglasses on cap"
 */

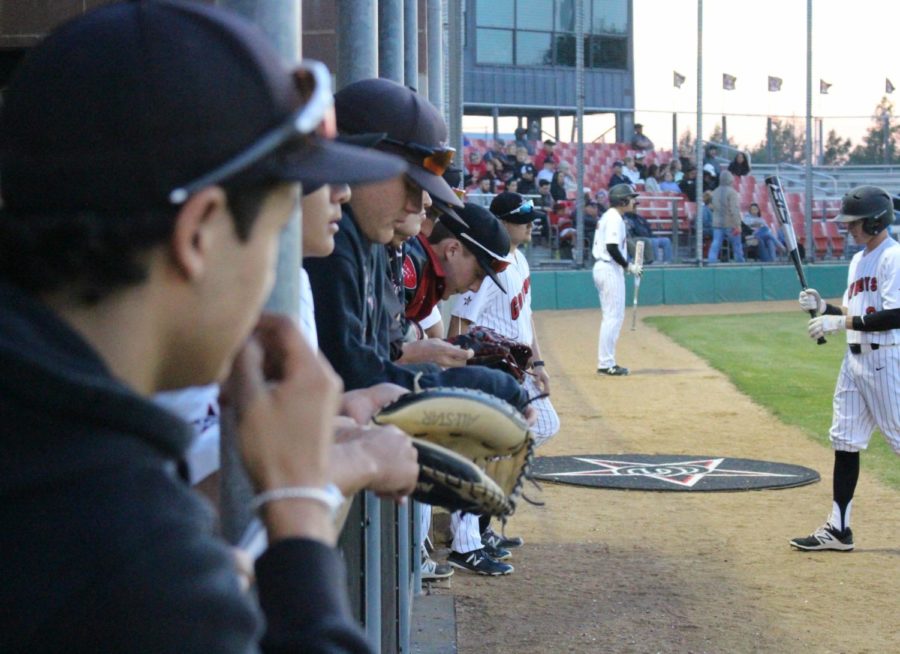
xmin=381 ymin=137 xmax=456 ymax=177
xmin=169 ymin=60 xmax=337 ymax=205
xmin=496 ymin=198 xmax=534 ymax=219
xmin=458 ymin=232 xmax=510 ymax=273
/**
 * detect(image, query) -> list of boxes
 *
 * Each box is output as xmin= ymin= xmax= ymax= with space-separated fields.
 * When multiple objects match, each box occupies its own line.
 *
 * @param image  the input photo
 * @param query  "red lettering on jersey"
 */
xmin=402 ymin=255 xmax=417 ymax=290
xmin=848 ymin=276 xmax=879 ymax=300
xmin=511 ymin=295 xmax=521 ymax=320
xmin=871 ymin=276 xmax=878 ymax=291
xmin=866 ymin=306 xmax=877 ymax=314
xmin=523 ymin=277 xmax=531 ymax=295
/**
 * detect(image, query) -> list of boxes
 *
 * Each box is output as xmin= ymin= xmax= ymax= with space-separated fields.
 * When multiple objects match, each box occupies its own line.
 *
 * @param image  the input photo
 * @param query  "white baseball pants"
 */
xmin=592 ymin=260 xmax=626 ymax=369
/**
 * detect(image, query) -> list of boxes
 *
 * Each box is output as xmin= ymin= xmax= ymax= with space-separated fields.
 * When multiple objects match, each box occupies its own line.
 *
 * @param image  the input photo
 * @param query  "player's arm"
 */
xmin=606 ymin=243 xmax=629 ymax=269
xmin=530 ymin=316 xmax=550 ymax=395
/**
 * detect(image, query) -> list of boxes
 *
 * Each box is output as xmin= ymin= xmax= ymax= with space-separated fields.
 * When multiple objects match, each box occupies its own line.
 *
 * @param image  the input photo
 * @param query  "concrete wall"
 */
xmin=531 ymin=264 xmax=850 ymax=311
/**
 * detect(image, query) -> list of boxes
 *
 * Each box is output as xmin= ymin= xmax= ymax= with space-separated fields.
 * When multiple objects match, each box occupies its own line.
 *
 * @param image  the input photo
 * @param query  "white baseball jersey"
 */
xmin=831 ymin=236 xmax=900 ymax=454
xmin=452 ymin=249 xmax=560 ymax=444
xmin=592 ymin=208 xmax=627 ymax=369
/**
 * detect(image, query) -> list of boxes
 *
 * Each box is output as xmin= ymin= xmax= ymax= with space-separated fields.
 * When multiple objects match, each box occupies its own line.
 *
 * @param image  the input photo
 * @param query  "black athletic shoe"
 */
xmin=448 ymin=549 xmax=514 ymax=575
xmin=789 ymin=523 xmax=854 ymax=551
xmin=597 ymin=365 xmax=629 ymax=376
xmin=482 ymin=542 xmax=511 ymax=561
xmin=482 ymin=527 xmax=524 ymax=549
xmin=421 ymin=556 xmax=454 ymax=580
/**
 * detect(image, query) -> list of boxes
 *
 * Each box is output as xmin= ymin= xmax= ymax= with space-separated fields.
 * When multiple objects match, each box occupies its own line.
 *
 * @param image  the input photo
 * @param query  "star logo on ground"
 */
xmin=553 ymin=456 xmax=800 ymax=488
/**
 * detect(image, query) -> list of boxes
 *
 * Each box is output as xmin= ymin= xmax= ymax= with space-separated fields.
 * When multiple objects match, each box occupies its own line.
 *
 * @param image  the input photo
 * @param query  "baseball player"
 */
xmin=592 ymin=183 xmax=643 ymax=376
xmin=790 ymin=185 xmax=900 ymax=551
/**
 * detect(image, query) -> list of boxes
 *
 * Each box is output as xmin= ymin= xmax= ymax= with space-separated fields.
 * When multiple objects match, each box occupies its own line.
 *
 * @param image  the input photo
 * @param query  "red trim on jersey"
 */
xmin=405 ymin=235 xmax=446 ymax=323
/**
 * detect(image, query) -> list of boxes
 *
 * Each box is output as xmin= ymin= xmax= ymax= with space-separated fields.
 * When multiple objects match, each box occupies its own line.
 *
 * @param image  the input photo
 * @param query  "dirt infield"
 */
xmin=443 ymin=302 xmax=900 ymax=654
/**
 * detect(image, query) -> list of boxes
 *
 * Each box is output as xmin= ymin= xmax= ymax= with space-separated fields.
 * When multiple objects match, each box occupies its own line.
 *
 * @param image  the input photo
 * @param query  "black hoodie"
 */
xmin=0 ymin=283 xmax=369 ymax=653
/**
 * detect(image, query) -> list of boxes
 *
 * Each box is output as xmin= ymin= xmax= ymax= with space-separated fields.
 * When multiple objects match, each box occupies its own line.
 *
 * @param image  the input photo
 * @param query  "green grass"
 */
xmin=645 ymin=312 xmax=900 ymax=491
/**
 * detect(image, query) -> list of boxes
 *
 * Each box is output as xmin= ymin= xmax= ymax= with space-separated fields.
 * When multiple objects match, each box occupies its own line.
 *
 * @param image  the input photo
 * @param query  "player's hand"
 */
xmin=808 ymin=315 xmax=846 ymax=340
xmin=627 ymin=262 xmax=642 ymax=277
xmin=533 ymin=365 xmax=551 ymax=395
xmin=329 ymin=426 xmax=419 ymax=501
xmin=398 ymin=338 xmax=474 ymax=368
xmin=340 ymin=383 xmax=409 ymax=425
xmin=799 ymin=288 xmax=826 ymax=314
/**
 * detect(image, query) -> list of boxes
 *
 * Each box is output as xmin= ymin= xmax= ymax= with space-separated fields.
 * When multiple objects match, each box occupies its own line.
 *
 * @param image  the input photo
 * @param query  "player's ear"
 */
xmin=169 ymin=186 xmax=229 ymax=281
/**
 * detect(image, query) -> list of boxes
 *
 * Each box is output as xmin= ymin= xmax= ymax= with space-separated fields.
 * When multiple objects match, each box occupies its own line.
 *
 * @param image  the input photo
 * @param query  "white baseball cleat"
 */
xmin=789 ymin=523 xmax=854 ymax=551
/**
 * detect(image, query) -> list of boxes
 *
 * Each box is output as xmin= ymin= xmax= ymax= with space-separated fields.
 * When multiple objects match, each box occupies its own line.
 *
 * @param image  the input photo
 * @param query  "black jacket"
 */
xmin=0 ymin=282 xmax=370 ymax=653
xmin=306 ymin=208 xmax=529 ymax=411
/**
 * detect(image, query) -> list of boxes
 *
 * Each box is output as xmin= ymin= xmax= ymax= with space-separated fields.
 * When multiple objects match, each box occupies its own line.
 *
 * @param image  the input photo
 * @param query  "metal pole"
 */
xmin=555 ymin=110 xmax=561 ymax=143
xmin=574 ymin=0 xmax=585 ymax=267
xmin=882 ymin=112 xmax=890 ymax=165
xmin=695 ymin=0 xmax=703 ymax=265
xmin=364 ymin=492 xmax=382 ymax=652
xmin=492 ymin=106 xmax=499 ymax=142
xmin=766 ymin=116 xmax=773 ymax=163
xmin=672 ymin=112 xmax=677 ymax=158
xmin=337 ymin=0 xmax=379 ymax=88
xmin=379 ymin=0 xmax=404 ymax=82
xmin=426 ymin=0 xmax=443 ymax=109
xmin=396 ymin=501 xmax=411 ymax=653
xmin=804 ymin=0 xmax=814 ymax=261
xmin=447 ymin=0 xmax=464 ymax=157
xmin=404 ymin=0 xmax=418 ymax=89
xmin=721 ymin=115 xmax=727 ymax=147
xmin=215 ymin=0 xmax=302 ymax=544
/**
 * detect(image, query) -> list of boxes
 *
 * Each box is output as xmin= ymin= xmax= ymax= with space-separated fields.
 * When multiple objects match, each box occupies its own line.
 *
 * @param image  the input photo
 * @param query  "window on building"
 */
xmin=474 ymin=0 xmax=628 ymax=69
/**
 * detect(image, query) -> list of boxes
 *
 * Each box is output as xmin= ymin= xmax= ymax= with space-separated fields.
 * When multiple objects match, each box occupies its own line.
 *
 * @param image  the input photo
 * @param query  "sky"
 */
xmin=465 ymin=0 xmax=900 ymax=152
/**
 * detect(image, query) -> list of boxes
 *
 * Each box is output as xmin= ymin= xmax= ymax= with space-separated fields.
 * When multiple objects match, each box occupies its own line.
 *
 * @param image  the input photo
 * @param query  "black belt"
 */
xmin=849 ymin=343 xmax=879 ymax=354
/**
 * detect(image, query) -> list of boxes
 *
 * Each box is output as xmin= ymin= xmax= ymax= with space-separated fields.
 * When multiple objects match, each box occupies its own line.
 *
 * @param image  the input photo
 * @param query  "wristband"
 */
xmin=531 ymin=360 xmax=545 ymax=368
xmin=250 ymin=483 xmax=345 ymax=517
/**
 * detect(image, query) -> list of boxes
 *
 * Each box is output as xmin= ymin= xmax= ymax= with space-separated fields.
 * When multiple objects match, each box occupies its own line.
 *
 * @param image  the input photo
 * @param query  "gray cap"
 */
xmin=609 ymin=183 xmax=639 ymax=205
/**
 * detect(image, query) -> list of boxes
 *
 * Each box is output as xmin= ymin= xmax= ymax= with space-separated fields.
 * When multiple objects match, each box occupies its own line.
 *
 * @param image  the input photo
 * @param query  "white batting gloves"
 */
xmin=808 ymin=315 xmax=845 ymax=339
xmin=627 ymin=263 xmax=643 ymax=277
xmin=799 ymin=288 xmax=826 ymax=314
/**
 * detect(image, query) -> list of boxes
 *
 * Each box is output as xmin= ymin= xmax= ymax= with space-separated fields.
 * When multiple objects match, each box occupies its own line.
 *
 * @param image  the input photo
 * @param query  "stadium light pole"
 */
xmin=695 ymin=0 xmax=703 ymax=265
xmin=804 ymin=0 xmax=814 ymax=262
xmin=574 ymin=0 xmax=585 ymax=267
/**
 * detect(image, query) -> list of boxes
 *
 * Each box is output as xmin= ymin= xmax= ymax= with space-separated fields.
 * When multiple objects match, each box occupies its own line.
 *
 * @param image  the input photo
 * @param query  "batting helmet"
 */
xmin=608 ymin=183 xmax=639 ymax=207
xmin=835 ymin=185 xmax=894 ymax=235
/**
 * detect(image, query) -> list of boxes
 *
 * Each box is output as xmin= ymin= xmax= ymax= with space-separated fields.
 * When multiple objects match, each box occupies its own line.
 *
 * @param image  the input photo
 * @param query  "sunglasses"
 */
xmin=381 ymin=137 xmax=456 ymax=176
xmin=459 ymin=232 xmax=510 ymax=273
xmin=496 ymin=198 xmax=534 ymax=219
xmin=168 ymin=60 xmax=337 ymax=205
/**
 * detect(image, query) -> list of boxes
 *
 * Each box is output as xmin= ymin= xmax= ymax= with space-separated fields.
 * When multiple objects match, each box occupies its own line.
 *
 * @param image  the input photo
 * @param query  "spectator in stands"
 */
xmin=536 ymin=155 xmax=556 ymax=185
xmin=501 ymin=141 xmax=519 ymax=171
xmin=659 ymin=169 xmax=681 ymax=193
xmin=631 ymin=123 xmax=654 ymax=152
xmin=707 ymin=170 xmax=745 ymax=262
xmin=0 ymin=4 xmax=418 ymax=651
xmin=704 ymin=144 xmax=720 ymax=169
xmin=643 ymin=164 xmax=661 ymax=194
xmin=702 ymin=163 xmax=719 ymax=191
xmin=466 ymin=149 xmax=488 ymax=185
xmin=624 ymin=207 xmax=671 ymax=263
xmin=550 ymin=170 xmax=569 ymax=202
xmin=473 ymin=175 xmax=495 ymax=195
xmin=514 ymin=126 xmax=533 ymax=154
xmin=537 ymin=179 xmax=554 ymax=209
xmin=516 ymin=162 xmax=537 ymax=195
xmin=608 ymin=160 xmax=629 ymax=188
xmin=581 ymin=200 xmax=601 ymax=246
xmin=634 ymin=152 xmax=648 ymax=179
xmin=678 ymin=166 xmax=698 ymax=198
xmin=533 ymin=138 xmax=557 ymax=170
xmin=595 ymin=189 xmax=609 ymax=212
xmin=743 ymin=202 xmax=784 ymax=261
xmin=558 ymin=160 xmax=579 ymax=196
xmin=669 ymin=158 xmax=684 ymax=183
xmin=728 ymin=151 xmax=751 ymax=177
xmin=622 ymin=156 xmax=643 ymax=185
xmin=506 ymin=178 xmax=520 ymax=194
xmin=701 ymin=190 xmax=714 ymax=239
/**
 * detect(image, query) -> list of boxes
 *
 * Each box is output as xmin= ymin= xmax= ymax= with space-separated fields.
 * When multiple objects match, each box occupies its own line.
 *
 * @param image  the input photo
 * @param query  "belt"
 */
xmin=849 ymin=343 xmax=897 ymax=354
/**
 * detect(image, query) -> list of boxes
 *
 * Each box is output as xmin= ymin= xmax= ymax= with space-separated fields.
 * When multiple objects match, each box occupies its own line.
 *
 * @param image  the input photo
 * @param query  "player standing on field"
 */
xmin=790 ymin=185 xmax=900 ymax=551
xmin=592 ymin=183 xmax=643 ymax=376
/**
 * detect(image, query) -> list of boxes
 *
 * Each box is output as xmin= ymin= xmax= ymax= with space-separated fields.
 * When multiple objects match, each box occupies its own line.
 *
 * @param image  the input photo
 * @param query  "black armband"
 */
xmin=606 ymin=243 xmax=629 ymax=269
xmin=823 ymin=303 xmax=844 ymax=316
xmin=850 ymin=308 xmax=900 ymax=331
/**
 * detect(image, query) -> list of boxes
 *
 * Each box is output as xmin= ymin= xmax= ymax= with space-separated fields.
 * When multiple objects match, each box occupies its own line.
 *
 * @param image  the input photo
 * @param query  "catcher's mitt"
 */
xmin=447 ymin=325 xmax=533 ymax=383
xmin=374 ymin=387 xmax=535 ymax=518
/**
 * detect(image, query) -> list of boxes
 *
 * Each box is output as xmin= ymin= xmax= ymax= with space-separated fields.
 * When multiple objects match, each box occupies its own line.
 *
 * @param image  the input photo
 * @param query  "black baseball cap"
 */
xmin=440 ymin=203 xmax=511 ymax=293
xmin=334 ymin=78 xmax=464 ymax=215
xmin=0 ymin=1 xmax=406 ymax=214
xmin=490 ymin=192 xmax=535 ymax=225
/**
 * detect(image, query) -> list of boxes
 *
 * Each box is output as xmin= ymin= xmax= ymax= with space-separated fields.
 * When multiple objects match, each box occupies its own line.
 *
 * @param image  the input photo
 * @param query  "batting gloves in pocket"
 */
xmin=808 ymin=315 xmax=846 ymax=340
xmin=799 ymin=288 xmax=826 ymax=314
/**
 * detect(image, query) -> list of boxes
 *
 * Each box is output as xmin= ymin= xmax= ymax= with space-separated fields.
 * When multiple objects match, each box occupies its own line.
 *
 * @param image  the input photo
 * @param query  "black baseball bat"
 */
xmin=765 ymin=175 xmax=826 ymax=344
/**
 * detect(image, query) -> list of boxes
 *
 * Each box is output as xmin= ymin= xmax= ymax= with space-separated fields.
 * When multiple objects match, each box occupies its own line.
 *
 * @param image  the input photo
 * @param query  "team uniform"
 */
xmin=452 ymin=249 xmax=560 ymax=444
xmin=592 ymin=206 xmax=629 ymax=370
xmin=829 ymin=238 xmax=900 ymax=455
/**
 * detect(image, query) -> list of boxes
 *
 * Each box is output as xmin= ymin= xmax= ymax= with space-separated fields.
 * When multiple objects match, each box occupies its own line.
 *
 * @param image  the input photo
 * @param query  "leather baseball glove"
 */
xmin=374 ymin=387 xmax=535 ymax=518
xmin=446 ymin=325 xmax=533 ymax=383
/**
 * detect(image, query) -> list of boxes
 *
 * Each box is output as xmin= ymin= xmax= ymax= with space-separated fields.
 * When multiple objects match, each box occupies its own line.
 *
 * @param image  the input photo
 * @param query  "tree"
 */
xmin=748 ymin=118 xmax=806 ymax=164
xmin=677 ymin=130 xmax=696 ymax=162
xmin=822 ymin=129 xmax=852 ymax=166
xmin=847 ymin=97 xmax=900 ymax=164
xmin=707 ymin=124 xmax=738 ymax=150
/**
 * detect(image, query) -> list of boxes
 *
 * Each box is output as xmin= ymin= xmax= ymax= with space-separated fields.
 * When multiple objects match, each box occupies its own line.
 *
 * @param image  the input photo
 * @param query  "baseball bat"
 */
xmin=631 ymin=240 xmax=644 ymax=331
xmin=765 ymin=175 xmax=826 ymax=344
